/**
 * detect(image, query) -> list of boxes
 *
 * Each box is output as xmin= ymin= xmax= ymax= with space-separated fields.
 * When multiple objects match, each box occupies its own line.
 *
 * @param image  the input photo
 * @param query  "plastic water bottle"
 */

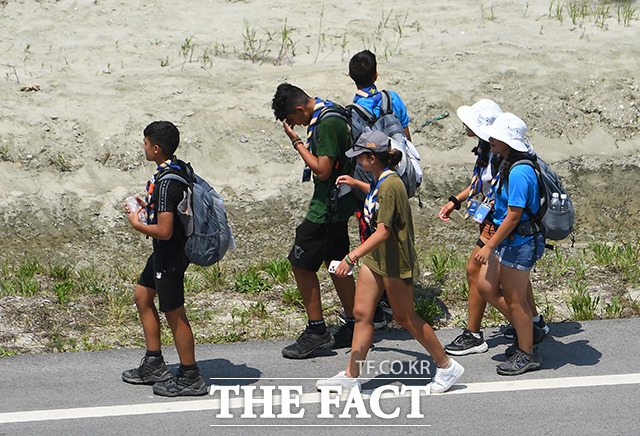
xmin=560 ymin=193 xmax=568 ymax=212
xmin=125 ymin=196 xmax=148 ymax=224
xmin=550 ymin=192 xmax=560 ymax=212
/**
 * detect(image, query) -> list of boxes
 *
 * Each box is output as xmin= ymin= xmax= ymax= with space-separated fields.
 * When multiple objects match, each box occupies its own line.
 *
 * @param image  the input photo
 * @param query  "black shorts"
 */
xmin=137 ymin=250 xmax=189 ymax=313
xmin=288 ymin=219 xmax=350 ymax=272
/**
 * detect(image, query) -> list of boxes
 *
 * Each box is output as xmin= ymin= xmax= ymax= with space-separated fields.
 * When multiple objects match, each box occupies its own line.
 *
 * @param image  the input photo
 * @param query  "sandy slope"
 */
xmin=0 ymin=0 xmax=639 ymax=269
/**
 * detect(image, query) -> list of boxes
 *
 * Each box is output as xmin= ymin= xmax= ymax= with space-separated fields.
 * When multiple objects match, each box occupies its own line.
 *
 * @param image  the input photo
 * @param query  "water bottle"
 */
xmin=560 ymin=193 xmax=568 ymax=212
xmin=125 ymin=196 xmax=148 ymax=224
xmin=549 ymin=192 xmax=560 ymax=212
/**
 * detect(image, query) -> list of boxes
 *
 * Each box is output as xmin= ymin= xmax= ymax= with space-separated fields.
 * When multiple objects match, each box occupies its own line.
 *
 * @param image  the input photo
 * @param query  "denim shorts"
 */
xmin=495 ymin=232 xmax=545 ymax=271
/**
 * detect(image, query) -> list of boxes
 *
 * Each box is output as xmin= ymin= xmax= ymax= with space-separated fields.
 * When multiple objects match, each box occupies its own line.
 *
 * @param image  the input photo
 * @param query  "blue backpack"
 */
xmin=158 ymin=161 xmax=234 ymax=266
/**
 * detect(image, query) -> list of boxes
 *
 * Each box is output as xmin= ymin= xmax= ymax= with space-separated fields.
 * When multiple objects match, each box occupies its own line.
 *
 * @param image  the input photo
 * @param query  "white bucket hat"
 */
xmin=456 ymin=99 xmax=502 ymax=141
xmin=480 ymin=112 xmax=529 ymax=152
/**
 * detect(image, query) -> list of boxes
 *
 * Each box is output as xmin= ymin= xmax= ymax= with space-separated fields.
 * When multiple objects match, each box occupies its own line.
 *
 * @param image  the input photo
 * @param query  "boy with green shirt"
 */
xmin=272 ymin=83 xmax=357 ymax=359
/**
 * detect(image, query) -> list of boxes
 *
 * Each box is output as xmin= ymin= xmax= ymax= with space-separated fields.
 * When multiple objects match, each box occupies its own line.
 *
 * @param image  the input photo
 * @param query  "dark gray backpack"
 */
xmin=157 ymin=161 xmax=234 ymax=266
xmin=508 ymin=154 xmax=575 ymax=241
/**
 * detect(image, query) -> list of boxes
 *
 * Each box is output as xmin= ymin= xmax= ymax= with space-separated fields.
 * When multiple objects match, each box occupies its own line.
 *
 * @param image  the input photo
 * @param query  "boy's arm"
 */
xmin=284 ymin=120 xmax=335 ymax=181
xmin=403 ymin=126 xmax=412 ymax=142
xmin=129 ymin=210 xmax=174 ymax=240
xmin=293 ymin=143 xmax=334 ymax=181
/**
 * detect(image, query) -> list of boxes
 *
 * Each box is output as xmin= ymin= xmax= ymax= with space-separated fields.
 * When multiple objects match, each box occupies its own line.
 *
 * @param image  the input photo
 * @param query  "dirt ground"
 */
xmin=1 ymin=0 xmax=640 ymax=353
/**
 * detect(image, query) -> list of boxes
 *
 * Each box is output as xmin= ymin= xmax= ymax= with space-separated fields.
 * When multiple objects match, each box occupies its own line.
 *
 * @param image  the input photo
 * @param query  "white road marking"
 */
xmin=2 ymin=373 xmax=640 ymax=424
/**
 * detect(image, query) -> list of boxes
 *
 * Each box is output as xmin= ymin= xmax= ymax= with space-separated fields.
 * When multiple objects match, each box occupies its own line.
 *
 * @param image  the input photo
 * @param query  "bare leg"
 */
xmin=133 ymin=284 xmax=161 ymax=351
xmin=291 ymin=265 xmax=323 ymax=321
xmin=527 ymin=280 xmax=539 ymax=318
xmin=477 ymin=253 xmax=514 ymax=323
xmin=326 ymin=260 xmax=356 ymax=319
xmin=165 ymin=306 xmax=196 ymax=366
xmin=383 ymin=276 xmax=449 ymax=369
xmin=501 ymin=266 xmax=534 ymax=353
xmin=466 ymin=243 xmax=488 ymax=332
xmin=346 ymin=265 xmax=384 ymax=377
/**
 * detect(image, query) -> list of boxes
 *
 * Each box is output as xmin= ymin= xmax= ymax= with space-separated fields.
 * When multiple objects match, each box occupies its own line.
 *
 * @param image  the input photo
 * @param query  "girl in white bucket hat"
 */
xmin=442 ymin=103 xmax=547 ymax=357
xmin=474 ymin=112 xmax=546 ymax=376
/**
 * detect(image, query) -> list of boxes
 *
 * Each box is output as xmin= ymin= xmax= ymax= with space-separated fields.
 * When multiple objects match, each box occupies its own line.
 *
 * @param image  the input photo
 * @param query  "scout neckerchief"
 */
xmin=301 ymin=98 xmax=334 ymax=181
xmin=306 ymin=97 xmax=333 ymax=149
xmin=353 ymin=85 xmax=382 ymax=105
xmin=465 ymin=157 xmax=501 ymax=219
xmin=363 ymin=168 xmax=395 ymax=233
xmin=145 ymin=156 xmax=180 ymax=224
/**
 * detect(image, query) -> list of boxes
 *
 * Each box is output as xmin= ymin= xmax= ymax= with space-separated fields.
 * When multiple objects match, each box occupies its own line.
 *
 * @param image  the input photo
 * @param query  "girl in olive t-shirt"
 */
xmin=317 ymin=131 xmax=463 ymax=394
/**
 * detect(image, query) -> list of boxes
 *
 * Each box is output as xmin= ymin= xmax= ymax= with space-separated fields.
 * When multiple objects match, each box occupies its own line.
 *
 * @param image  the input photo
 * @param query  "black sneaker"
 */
xmin=122 ymin=355 xmax=172 ymax=385
xmin=504 ymin=315 xmax=550 ymax=339
xmin=339 ymin=307 xmax=386 ymax=330
xmin=445 ymin=329 xmax=489 ymax=356
xmin=373 ymin=305 xmax=387 ymax=329
xmin=497 ymin=348 xmax=541 ymax=376
xmin=506 ymin=325 xmax=546 ymax=358
xmin=332 ymin=323 xmax=354 ymax=349
xmin=282 ymin=327 xmax=334 ymax=359
xmin=153 ymin=366 xmax=208 ymax=397
xmin=379 ymin=293 xmax=393 ymax=316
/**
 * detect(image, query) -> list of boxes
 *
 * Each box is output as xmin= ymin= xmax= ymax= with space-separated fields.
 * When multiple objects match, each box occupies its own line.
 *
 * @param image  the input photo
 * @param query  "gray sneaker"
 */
xmin=506 ymin=325 xmax=546 ymax=358
xmin=122 ymin=355 xmax=171 ymax=385
xmin=497 ymin=348 xmax=541 ymax=376
xmin=282 ymin=327 xmax=334 ymax=359
xmin=153 ymin=366 xmax=208 ymax=397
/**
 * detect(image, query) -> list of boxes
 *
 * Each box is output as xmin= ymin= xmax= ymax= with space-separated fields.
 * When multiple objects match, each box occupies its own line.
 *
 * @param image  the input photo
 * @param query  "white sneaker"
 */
xmin=429 ymin=358 xmax=464 ymax=394
xmin=316 ymin=371 xmax=361 ymax=391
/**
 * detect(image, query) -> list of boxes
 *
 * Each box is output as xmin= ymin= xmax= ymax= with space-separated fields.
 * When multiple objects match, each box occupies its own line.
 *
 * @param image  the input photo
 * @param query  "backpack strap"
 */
xmin=379 ymin=90 xmax=394 ymax=116
xmin=309 ymin=105 xmax=349 ymax=148
xmin=506 ymin=158 xmax=545 ymax=237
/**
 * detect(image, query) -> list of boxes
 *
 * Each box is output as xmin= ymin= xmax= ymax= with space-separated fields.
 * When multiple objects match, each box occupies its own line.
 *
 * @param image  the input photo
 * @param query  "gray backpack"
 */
xmin=157 ymin=161 xmax=234 ymax=266
xmin=508 ymin=154 xmax=575 ymax=241
xmin=312 ymin=92 xmax=423 ymax=200
xmin=347 ymin=91 xmax=422 ymax=199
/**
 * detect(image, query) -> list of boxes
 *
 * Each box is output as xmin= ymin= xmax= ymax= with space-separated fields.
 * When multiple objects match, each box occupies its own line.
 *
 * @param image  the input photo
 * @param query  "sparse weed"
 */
xmin=414 ymin=296 xmax=442 ymax=325
xmin=429 ymin=251 xmax=451 ymax=284
xmin=0 ymin=257 xmax=41 ymax=297
xmin=617 ymin=1 xmax=638 ymax=27
xmin=233 ymin=267 xmax=270 ymax=294
xmin=180 ymin=36 xmax=195 ymax=66
xmin=593 ymin=3 xmax=610 ymax=29
xmin=273 ymin=19 xmax=296 ymax=66
xmin=567 ymin=279 xmax=599 ymax=320
xmin=199 ymin=263 xmax=227 ymax=290
xmin=241 ymin=22 xmax=270 ymax=64
xmin=0 ymin=144 xmax=9 ymax=160
xmin=604 ymin=296 xmax=623 ymax=319
xmin=0 ymin=347 xmax=18 ymax=357
xmin=549 ymin=0 xmax=565 ymax=24
xmin=281 ymin=286 xmax=304 ymax=308
xmin=53 ymin=280 xmax=75 ymax=305
xmin=481 ymin=4 xmax=496 ymax=21
xmin=261 ymin=258 xmax=292 ymax=284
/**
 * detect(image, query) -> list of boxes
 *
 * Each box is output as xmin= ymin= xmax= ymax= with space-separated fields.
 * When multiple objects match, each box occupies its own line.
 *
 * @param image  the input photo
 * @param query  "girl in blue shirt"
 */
xmin=475 ymin=113 xmax=546 ymax=376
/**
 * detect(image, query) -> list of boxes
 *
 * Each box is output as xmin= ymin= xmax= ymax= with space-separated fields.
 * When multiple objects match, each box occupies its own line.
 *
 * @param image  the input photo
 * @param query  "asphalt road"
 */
xmin=2 ymin=318 xmax=640 ymax=435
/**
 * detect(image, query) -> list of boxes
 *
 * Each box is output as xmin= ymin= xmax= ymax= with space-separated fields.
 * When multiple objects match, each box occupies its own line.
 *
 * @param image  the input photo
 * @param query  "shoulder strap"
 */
xmin=379 ymin=90 xmax=394 ymax=115
xmin=156 ymin=173 xmax=189 ymax=186
xmin=311 ymin=105 xmax=349 ymax=146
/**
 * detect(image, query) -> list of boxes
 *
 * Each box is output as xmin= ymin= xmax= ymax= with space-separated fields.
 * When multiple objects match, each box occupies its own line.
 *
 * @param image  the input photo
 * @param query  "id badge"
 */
xmin=466 ymin=199 xmax=480 ymax=218
xmin=473 ymin=202 xmax=492 ymax=223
